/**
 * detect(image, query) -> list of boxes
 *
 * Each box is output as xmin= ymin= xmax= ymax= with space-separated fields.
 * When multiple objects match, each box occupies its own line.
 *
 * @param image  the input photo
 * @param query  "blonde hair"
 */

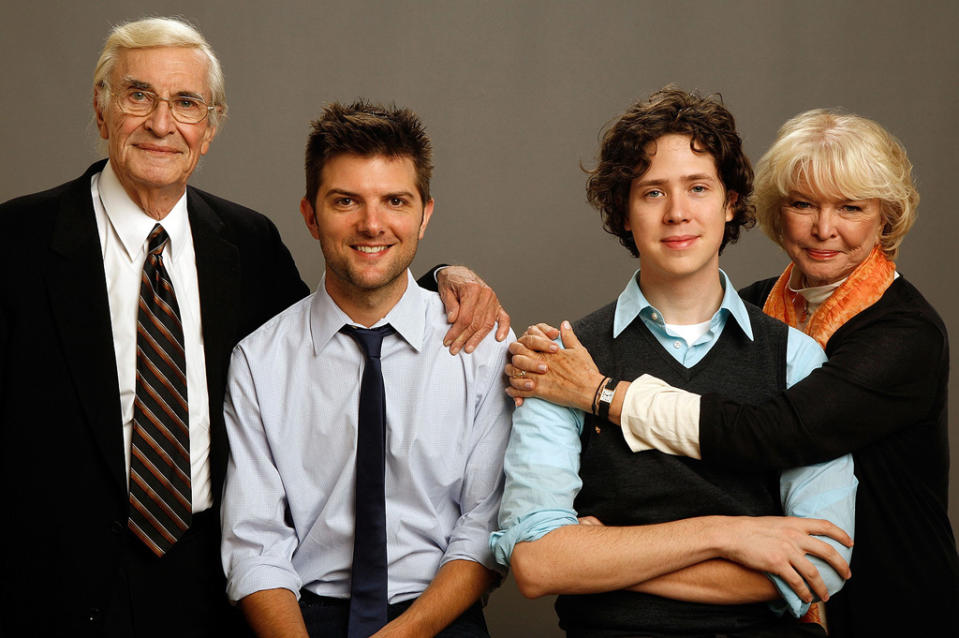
xmin=93 ymin=17 xmax=227 ymax=126
xmin=754 ymin=109 xmax=918 ymax=259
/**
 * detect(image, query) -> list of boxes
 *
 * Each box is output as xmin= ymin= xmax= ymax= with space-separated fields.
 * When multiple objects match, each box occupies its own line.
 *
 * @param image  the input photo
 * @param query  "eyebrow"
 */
xmin=788 ymin=190 xmax=868 ymax=204
xmin=324 ymin=189 xmax=417 ymax=200
xmin=382 ymin=190 xmax=416 ymax=201
xmin=120 ymin=77 xmax=205 ymax=100
xmin=635 ymin=173 xmax=718 ymax=187
xmin=324 ymin=188 xmax=362 ymax=199
xmin=123 ymin=78 xmax=155 ymax=92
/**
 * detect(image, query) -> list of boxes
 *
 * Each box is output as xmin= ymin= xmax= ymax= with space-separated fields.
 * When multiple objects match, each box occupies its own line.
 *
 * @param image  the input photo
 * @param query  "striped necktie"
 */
xmin=128 ymin=224 xmax=191 ymax=557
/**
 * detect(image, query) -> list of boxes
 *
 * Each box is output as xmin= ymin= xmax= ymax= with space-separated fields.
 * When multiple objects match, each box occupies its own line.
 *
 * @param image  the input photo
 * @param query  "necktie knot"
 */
xmin=147 ymin=224 xmax=170 ymax=257
xmin=341 ymin=324 xmax=394 ymax=359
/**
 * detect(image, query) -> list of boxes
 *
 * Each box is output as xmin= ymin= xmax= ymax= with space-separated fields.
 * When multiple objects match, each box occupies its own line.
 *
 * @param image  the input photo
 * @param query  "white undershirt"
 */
xmin=91 ymin=162 xmax=213 ymax=512
xmin=664 ymin=319 xmax=712 ymax=347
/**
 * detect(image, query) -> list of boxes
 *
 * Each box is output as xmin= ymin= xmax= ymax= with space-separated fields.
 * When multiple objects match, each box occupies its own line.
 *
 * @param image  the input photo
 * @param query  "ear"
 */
xmin=199 ymin=121 xmax=218 ymax=156
xmin=417 ymin=198 xmax=435 ymax=240
xmin=93 ymin=87 xmax=109 ymax=140
xmin=300 ymin=198 xmax=321 ymax=240
xmin=724 ymin=191 xmax=738 ymax=222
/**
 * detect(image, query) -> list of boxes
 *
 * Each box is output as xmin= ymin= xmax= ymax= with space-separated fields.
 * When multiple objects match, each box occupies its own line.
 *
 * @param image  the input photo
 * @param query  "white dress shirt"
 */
xmin=220 ymin=271 xmax=513 ymax=605
xmin=91 ymin=161 xmax=212 ymax=512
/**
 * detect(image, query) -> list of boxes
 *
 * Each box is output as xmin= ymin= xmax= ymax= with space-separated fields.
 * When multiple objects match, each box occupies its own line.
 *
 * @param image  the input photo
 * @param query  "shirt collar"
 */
xmin=98 ymin=160 xmax=190 ymax=263
xmin=309 ymin=270 xmax=428 ymax=355
xmin=612 ymin=268 xmax=754 ymax=341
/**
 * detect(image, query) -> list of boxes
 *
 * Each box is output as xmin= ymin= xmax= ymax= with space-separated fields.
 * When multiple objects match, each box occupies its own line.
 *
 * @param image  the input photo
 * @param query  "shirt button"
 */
xmin=673 ymin=341 xmax=682 ymax=348
xmin=651 ymin=312 xmax=659 ymax=321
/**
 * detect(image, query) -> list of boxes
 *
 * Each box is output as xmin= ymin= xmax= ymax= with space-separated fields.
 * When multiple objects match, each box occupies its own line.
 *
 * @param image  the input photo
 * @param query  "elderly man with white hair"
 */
xmin=0 ymin=17 xmax=506 ymax=638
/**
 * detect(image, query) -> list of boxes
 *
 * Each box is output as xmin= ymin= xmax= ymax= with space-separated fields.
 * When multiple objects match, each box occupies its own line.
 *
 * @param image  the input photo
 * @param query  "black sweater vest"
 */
xmin=555 ymin=300 xmax=794 ymax=637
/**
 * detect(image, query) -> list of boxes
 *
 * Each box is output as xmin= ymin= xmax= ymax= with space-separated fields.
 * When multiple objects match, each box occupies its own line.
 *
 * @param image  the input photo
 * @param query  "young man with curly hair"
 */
xmin=491 ymin=88 xmax=857 ymax=637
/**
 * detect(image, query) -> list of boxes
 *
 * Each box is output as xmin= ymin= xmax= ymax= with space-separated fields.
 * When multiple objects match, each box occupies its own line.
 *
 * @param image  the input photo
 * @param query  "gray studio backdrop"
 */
xmin=3 ymin=1 xmax=957 ymax=635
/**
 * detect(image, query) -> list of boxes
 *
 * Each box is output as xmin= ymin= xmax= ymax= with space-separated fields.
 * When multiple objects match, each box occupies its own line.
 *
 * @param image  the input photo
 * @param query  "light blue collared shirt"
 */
xmin=222 ymin=271 xmax=513 ymax=604
xmin=490 ymin=270 xmax=856 ymax=617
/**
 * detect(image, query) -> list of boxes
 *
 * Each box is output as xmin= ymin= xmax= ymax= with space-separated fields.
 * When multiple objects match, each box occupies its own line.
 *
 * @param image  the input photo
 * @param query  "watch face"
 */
xmin=600 ymin=387 xmax=616 ymax=403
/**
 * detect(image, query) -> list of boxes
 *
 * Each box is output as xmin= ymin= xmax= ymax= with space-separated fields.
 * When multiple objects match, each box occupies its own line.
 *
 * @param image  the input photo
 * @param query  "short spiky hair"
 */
xmin=305 ymin=100 xmax=433 ymax=206
xmin=586 ymin=86 xmax=754 ymax=257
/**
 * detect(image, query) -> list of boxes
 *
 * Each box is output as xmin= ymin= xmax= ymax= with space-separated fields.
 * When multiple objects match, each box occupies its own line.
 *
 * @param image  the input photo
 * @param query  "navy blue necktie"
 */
xmin=341 ymin=324 xmax=394 ymax=638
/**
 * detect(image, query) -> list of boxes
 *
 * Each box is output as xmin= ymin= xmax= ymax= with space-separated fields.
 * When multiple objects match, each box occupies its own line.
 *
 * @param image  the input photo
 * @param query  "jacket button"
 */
xmin=111 ymin=520 xmax=125 ymax=535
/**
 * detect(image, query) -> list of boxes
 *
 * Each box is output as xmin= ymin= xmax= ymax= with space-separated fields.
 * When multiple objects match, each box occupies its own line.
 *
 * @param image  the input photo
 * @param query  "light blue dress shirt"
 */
xmin=490 ymin=270 xmax=856 ymax=617
xmin=221 ymin=271 xmax=513 ymax=605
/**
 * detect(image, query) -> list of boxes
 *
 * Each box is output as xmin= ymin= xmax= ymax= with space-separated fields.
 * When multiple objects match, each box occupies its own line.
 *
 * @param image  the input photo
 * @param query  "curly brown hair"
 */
xmin=586 ymin=86 xmax=755 ymax=257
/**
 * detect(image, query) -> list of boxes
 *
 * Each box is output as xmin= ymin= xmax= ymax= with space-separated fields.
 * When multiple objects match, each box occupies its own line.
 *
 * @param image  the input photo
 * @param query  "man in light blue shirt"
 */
xmin=221 ymin=101 xmax=512 ymax=638
xmin=492 ymin=88 xmax=856 ymax=637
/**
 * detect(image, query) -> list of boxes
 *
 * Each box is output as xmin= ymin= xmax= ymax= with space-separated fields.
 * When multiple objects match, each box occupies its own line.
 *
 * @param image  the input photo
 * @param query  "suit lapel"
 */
xmin=187 ymin=188 xmax=240 ymax=499
xmin=45 ymin=161 xmax=127 ymax=497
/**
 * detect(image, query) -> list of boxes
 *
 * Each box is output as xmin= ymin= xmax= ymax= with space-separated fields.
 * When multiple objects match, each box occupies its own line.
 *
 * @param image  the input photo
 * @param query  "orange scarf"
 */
xmin=763 ymin=246 xmax=896 ymax=349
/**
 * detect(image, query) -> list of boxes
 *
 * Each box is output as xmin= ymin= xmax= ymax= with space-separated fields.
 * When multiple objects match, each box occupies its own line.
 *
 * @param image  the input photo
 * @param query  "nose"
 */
xmin=812 ymin=207 xmax=837 ymax=239
xmin=144 ymin=99 xmax=176 ymax=136
xmin=356 ymin=205 xmax=385 ymax=235
xmin=663 ymin=194 xmax=690 ymax=224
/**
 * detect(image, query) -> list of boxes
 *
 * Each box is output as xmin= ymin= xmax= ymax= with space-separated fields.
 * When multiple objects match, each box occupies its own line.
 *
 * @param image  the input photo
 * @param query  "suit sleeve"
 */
xmin=415 ymin=264 xmax=450 ymax=292
xmin=701 ymin=309 xmax=947 ymax=469
xmin=262 ymin=220 xmax=309 ymax=316
xmin=0 ymin=302 xmax=6 ymax=407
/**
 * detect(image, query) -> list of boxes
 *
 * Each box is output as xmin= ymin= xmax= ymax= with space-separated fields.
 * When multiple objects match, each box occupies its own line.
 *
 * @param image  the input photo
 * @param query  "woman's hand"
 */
xmin=505 ymin=321 xmax=605 ymax=411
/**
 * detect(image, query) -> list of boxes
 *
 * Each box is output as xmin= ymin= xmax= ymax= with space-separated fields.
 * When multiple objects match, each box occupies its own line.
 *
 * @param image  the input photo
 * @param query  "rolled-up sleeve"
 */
xmin=220 ymin=347 xmax=303 ymax=603
xmin=769 ymin=329 xmax=857 ymax=617
xmin=442 ymin=337 xmax=514 ymax=574
xmin=771 ymin=454 xmax=857 ymax=616
xmin=489 ymin=397 xmax=584 ymax=567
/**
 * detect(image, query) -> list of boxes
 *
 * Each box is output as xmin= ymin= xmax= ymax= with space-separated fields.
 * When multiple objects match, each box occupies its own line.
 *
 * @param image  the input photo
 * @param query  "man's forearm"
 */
xmin=374 ymin=559 xmax=495 ymax=638
xmin=510 ymin=517 xmax=727 ymax=598
xmin=510 ymin=514 xmax=848 ymax=603
xmin=628 ymin=559 xmax=777 ymax=604
xmin=239 ymin=588 xmax=310 ymax=638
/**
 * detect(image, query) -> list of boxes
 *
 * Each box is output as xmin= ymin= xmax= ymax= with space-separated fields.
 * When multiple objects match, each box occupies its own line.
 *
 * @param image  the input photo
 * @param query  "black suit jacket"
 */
xmin=0 ymin=161 xmax=309 ymax=637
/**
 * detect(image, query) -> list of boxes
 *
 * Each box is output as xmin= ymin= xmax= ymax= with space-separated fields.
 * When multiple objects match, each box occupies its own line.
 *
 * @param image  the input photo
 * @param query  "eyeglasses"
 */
xmin=112 ymin=87 xmax=216 ymax=124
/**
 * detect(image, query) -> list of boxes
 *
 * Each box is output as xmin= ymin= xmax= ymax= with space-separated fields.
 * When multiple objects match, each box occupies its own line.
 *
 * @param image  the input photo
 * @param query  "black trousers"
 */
xmin=298 ymin=591 xmax=488 ymax=638
xmin=566 ymin=621 xmax=827 ymax=638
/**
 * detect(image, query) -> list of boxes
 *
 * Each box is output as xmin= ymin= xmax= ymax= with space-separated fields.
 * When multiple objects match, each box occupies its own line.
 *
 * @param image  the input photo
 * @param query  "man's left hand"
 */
xmin=436 ymin=266 xmax=510 ymax=354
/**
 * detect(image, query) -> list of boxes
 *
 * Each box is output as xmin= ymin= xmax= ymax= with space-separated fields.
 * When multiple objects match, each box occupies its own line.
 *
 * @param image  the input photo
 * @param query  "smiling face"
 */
xmin=780 ymin=184 xmax=883 ymax=286
xmin=626 ymin=134 xmax=735 ymax=290
xmin=301 ymin=153 xmax=433 ymax=316
xmin=94 ymin=46 xmax=217 ymax=211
